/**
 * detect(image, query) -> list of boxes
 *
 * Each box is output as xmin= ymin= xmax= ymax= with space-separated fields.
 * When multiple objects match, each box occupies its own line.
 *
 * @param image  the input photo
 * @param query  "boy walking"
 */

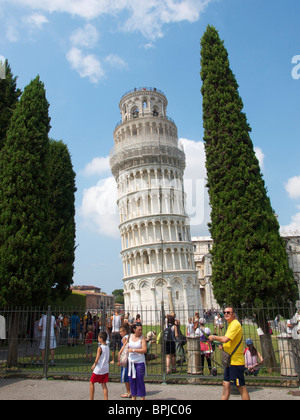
xmin=90 ymin=331 xmax=109 ymax=400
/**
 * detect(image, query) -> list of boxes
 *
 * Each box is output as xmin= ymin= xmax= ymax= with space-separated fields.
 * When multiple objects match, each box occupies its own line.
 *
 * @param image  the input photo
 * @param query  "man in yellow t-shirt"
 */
xmin=209 ymin=306 xmax=250 ymax=400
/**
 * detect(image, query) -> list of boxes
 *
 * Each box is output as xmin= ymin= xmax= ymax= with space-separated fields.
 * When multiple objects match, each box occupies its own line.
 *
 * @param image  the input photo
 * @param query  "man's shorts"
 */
xmin=90 ymin=372 xmax=109 ymax=384
xmin=223 ymin=365 xmax=246 ymax=387
xmin=110 ymin=332 xmax=121 ymax=352
xmin=165 ymin=341 xmax=176 ymax=355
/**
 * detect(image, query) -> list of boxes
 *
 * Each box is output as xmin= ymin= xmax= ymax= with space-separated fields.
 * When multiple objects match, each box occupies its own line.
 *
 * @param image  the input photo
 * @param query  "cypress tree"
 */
xmin=0 ymin=76 xmax=52 ymax=307
xmin=200 ymin=25 xmax=298 ymax=369
xmin=200 ymin=26 xmax=297 ymax=308
xmin=48 ymin=139 xmax=76 ymax=301
xmin=0 ymin=60 xmax=22 ymax=149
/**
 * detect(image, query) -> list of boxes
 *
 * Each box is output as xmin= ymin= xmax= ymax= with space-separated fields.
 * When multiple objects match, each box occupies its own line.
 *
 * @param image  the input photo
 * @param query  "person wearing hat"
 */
xmin=244 ymin=338 xmax=263 ymax=376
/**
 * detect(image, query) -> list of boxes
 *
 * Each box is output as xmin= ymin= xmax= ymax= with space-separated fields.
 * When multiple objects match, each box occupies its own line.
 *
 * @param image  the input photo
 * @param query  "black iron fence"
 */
xmin=0 ymin=304 xmax=299 ymax=386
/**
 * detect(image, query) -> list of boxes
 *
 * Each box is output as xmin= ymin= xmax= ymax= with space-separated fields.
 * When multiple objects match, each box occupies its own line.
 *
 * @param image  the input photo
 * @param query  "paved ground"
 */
xmin=0 ymin=378 xmax=300 ymax=400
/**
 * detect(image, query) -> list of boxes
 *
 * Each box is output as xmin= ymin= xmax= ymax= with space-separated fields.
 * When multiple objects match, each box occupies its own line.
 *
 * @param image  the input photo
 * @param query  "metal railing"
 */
xmin=120 ymin=87 xmax=166 ymax=100
xmin=0 ymin=304 xmax=299 ymax=386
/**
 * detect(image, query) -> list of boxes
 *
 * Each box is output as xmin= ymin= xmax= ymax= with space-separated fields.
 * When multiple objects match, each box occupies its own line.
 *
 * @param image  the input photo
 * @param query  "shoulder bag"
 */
xmin=221 ymin=336 xmax=243 ymax=368
xmin=200 ymin=328 xmax=215 ymax=351
xmin=119 ymin=343 xmax=129 ymax=367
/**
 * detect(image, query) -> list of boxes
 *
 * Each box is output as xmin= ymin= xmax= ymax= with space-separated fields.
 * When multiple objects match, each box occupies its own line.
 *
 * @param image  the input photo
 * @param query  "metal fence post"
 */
xmin=43 ymin=305 xmax=51 ymax=380
xmin=161 ymin=302 xmax=167 ymax=385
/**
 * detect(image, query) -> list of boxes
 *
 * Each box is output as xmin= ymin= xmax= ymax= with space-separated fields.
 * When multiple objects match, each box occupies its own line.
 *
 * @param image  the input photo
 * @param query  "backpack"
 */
xmin=164 ymin=324 xmax=173 ymax=342
xmin=177 ymin=328 xmax=187 ymax=346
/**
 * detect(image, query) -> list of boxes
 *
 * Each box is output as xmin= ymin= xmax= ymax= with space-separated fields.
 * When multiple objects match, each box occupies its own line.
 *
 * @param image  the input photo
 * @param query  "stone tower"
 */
xmin=110 ymin=87 xmax=202 ymax=321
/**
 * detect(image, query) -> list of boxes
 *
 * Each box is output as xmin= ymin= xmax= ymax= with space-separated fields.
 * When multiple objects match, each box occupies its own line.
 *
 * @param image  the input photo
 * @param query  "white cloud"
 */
xmin=6 ymin=0 xmax=212 ymax=40
xmin=280 ymin=205 xmax=300 ymax=235
xmin=121 ymin=0 xmax=211 ymax=40
xmin=70 ymin=24 xmax=99 ymax=49
xmin=5 ymin=0 xmax=212 ymax=81
xmin=285 ymin=175 xmax=300 ymax=200
xmin=141 ymin=42 xmax=155 ymax=50
xmin=23 ymin=13 xmax=49 ymax=29
xmin=82 ymin=156 xmax=110 ymax=177
xmin=180 ymin=138 xmax=210 ymax=233
xmin=80 ymin=177 xmax=119 ymax=238
xmin=281 ymin=175 xmax=300 ymax=234
xmin=6 ymin=23 xmax=19 ymax=42
xmin=5 ymin=13 xmax=48 ymax=42
xmin=15 ymin=0 xmax=124 ymax=19
xmin=68 ymin=24 xmax=103 ymax=83
xmin=104 ymin=54 xmax=128 ymax=70
xmin=68 ymin=26 xmax=128 ymax=82
xmin=254 ymin=146 xmax=264 ymax=170
xmin=66 ymin=47 xmax=105 ymax=83
xmin=180 ymin=138 xmax=206 ymax=179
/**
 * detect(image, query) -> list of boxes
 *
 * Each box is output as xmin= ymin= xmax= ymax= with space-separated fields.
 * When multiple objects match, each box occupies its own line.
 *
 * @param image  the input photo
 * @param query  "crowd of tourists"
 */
xmin=27 ymin=309 xmax=147 ymax=366
xmin=25 ymin=307 xmax=300 ymax=400
xmin=89 ymin=306 xmax=254 ymax=400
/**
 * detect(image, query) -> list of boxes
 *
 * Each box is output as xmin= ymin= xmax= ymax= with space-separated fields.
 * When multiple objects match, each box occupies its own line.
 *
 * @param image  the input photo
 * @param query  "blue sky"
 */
xmin=1 ymin=0 xmax=300 ymax=295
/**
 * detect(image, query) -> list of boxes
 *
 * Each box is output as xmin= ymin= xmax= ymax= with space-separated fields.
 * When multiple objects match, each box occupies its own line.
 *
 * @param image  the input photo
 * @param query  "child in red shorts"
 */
xmin=90 ymin=331 xmax=109 ymax=400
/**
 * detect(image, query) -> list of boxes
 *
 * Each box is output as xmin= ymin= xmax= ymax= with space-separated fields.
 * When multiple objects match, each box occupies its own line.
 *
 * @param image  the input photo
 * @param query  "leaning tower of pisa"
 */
xmin=110 ymin=87 xmax=202 ymax=321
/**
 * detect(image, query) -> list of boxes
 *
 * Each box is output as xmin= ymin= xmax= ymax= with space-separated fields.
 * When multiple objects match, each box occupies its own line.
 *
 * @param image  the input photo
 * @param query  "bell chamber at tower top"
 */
xmin=112 ymin=87 xmax=178 ymax=145
xmin=119 ymin=87 xmax=168 ymax=123
xmin=110 ymin=87 xmax=185 ymax=179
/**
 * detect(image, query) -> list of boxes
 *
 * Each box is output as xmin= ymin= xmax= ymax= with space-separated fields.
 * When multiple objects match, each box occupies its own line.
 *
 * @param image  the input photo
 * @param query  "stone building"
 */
xmin=192 ymin=236 xmax=217 ymax=310
xmin=72 ymin=286 xmax=115 ymax=311
xmin=282 ymin=232 xmax=300 ymax=299
xmin=110 ymin=87 xmax=202 ymax=321
xmin=192 ymin=231 xmax=300 ymax=309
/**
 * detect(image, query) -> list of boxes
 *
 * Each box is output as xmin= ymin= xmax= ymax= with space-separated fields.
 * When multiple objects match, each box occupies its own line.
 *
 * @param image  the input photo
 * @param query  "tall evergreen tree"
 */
xmin=200 ymin=26 xmax=297 ymax=308
xmin=0 ymin=76 xmax=52 ymax=307
xmin=48 ymin=139 xmax=76 ymax=301
xmin=0 ymin=60 xmax=22 ymax=149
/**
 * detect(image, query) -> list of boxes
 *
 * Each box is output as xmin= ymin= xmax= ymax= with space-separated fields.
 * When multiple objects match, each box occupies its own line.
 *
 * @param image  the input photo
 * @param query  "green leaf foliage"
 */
xmin=0 ymin=60 xmax=22 ymax=150
xmin=0 ymin=76 xmax=52 ymax=306
xmin=200 ymin=26 xmax=297 ymax=308
xmin=112 ymin=289 xmax=124 ymax=304
xmin=48 ymin=139 xmax=76 ymax=301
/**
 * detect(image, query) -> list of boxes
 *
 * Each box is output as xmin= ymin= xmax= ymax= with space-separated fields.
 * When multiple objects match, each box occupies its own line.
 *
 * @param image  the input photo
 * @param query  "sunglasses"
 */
xmin=224 ymin=311 xmax=233 ymax=315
